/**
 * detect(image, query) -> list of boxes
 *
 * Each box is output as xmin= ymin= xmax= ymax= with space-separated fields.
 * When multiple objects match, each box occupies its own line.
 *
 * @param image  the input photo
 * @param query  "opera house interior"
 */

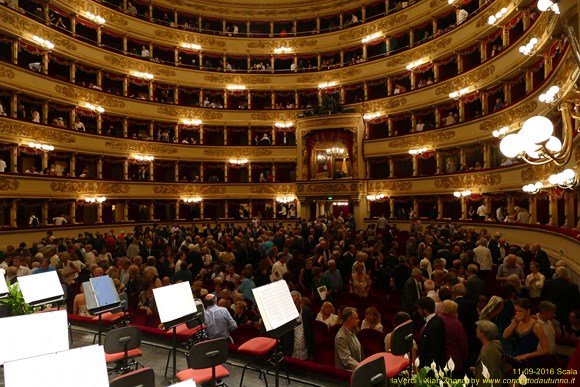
xmin=0 ymin=0 xmax=579 ymax=386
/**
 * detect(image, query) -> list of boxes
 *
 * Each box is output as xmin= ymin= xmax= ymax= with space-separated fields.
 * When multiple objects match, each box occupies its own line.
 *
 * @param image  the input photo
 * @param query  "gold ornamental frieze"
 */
xmin=105 ymin=141 xmax=178 ymax=155
xmin=384 ymin=38 xmax=452 ymax=67
xmin=520 ymin=164 xmax=557 ymax=183
xmin=0 ymin=119 xmax=76 ymax=144
xmin=65 ymin=0 xmax=128 ymax=26
xmin=296 ymin=182 xmax=359 ymax=194
xmin=54 ymin=85 xmax=126 ymax=109
xmin=203 ymin=74 xmax=272 ymax=85
xmin=0 ymin=64 xmax=15 ymax=79
xmin=158 ymin=106 xmax=223 ymax=120
xmin=367 ymin=181 xmax=412 ymax=192
xmin=250 ymin=112 xmax=299 ymax=121
xmin=296 ymin=68 xmax=362 ymax=84
xmin=478 ymin=101 xmax=538 ymax=132
xmin=358 ymin=97 xmax=407 ymax=113
xmin=338 ymin=13 xmax=407 ymax=41
xmin=203 ymin=149 xmax=272 ymax=157
xmin=103 ymin=56 xmax=176 ymax=77
xmin=153 ymin=185 xmax=227 ymax=195
xmin=0 ymin=8 xmax=77 ymax=51
xmin=475 ymin=0 xmax=516 ymax=28
xmin=0 ymin=177 xmax=19 ymax=191
xmin=435 ymin=65 xmax=495 ymax=96
xmin=388 ymin=130 xmax=455 ymax=148
xmin=299 ymin=117 xmax=361 ymax=129
xmin=50 ymin=181 xmax=130 ymax=194
xmin=249 ymin=184 xmax=296 ymax=194
xmin=434 ymin=173 xmax=502 ymax=189
xmin=154 ymin=29 xmax=225 ymax=48
xmin=247 ymin=39 xmax=317 ymax=49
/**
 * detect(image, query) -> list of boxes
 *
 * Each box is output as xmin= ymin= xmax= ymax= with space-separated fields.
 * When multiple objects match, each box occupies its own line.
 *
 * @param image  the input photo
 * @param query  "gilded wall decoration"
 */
xmin=249 ymin=184 xmax=295 ymax=194
xmin=359 ymin=97 xmax=407 ymax=113
xmin=0 ymin=119 xmax=76 ymax=143
xmin=250 ymin=112 xmax=299 ymax=121
xmin=50 ymin=181 xmax=130 ymax=194
xmin=367 ymin=181 xmax=413 ymax=191
xmin=434 ymin=173 xmax=502 ymax=189
xmin=105 ymin=141 xmax=178 ymax=154
xmin=54 ymin=85 xmax=126 ymax=109
xmin=435 ymin=65 xmax=495 ymax=95
xmin=0 ymin=177 xmax=19 ymax=191
xmin=338 ymin=13 xmax=407 ymax=41
xmin=388 ymin=130 xmax=455 ymax=148
xmin=157 ymin=106 xmax=223 ymax=120
xmin=103 ymin=55 xmax=176 ymax=77
xmin=203 ymin=74 xmax=272 ymax=85
xmin=478 ymin=101 xmax=537 ymax=132
xmin=296 ymin=67 xmax=362 ymax=83
xmin=384 ymin=38 xmax=452 ymax=67
xmin=296 ymin=182 xmax=352 ymax=194
xmin=66 ymin=0 xmax=128 ymax=25
xmin=203 ymin=149 xmax=272 ymax=157
xmin=247 ymin=39 xmax=317 ymax=49
xmin=0 ymin=65 xmax=15 ymax=79
xmin=520 ymin=164 xmax=557 ymax=183
xmin=153 ymin=185 xmax=227 ymax=195
xmin=299 ymin=117 xmax=361 ymax=129
xmin=154 ymin=29 xmax=225 ymax=48
xmin=475 ymin=0 xmax=514 ymax=28
xmin=0 ymin=9 xmax=77 ymax=51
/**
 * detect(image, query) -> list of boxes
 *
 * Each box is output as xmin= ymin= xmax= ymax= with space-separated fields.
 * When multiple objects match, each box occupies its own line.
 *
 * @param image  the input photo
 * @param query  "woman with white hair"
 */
xmin=440 ymin=300 xmax=469 ymax=376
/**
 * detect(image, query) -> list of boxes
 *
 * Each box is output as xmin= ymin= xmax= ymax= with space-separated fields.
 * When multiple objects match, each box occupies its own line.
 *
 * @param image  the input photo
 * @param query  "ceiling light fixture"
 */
xmin=492 ymin=126 xmax=509 ymax=138
xmin=32 ymin=35 xmax=54 ymax=50
xmin=274 ymin=47 xmax=292 ymax=54
xmin=367 ymin=194 xmax=387 ymax=201
xmin=226 ymin=84 xmax=246 ymax=91
xmin=183 ymin=197 xmax=203 ymax=203
xmin=449 ymin=88 xmax=470 ymax=99
xmin=182 ymin=119 xmax=202 ymax=126
xmin=85 ymin=102 xmax=105 ymax=113
xmin=453 ymin=190 xmax=472 ymax=198
xmin=363 ymin=112 xmax=382 ymax=121
xmin=133 ymin=71 xmax=154 ymax=80
xmin=537 ymin=0 xmax=560 ymax=14
xmin=28 ymin=142 xmax=54 ymax=151
xmin=229 ymin=158 xmax=248 ymax=165
xmin=135 ymin=155 xmax=155 ymax=161
xmin=84 ymin=196 xmax=106 ymax=203
xmin=274 ymin=122 xmax=294 ymax=128
xmin=538 ymin=86 xmax=560 ymax=103
xmin=488 ymin=7 xmax=508 ymax=25
xmin=276 ymin=195 xmax=296 ymax=204
xmin=85 ymin=11 xmax=106 ymax=25
xmin=361 ymin=32 xmax=384 ymax=44
xmin=519 ymin=37 xmax=539 ymax=56
xmin=409 ymin=147 xmax=429 ymax=155
xmin=318 ymin=81 xmax=337 ymax=89
xmin=182 ymin=43 xmax=202 ymax=50
xmin=548 ymin=169 xmax=577 ymax=189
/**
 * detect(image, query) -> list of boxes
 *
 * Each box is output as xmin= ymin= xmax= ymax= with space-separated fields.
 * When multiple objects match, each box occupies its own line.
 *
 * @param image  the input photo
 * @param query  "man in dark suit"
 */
xmin=453 ymin=283 xmax=481 ymax=362
xmin=487 ymin=233 xmax=501 ymax=264
xmin=542 ymin=267 xmax=580 ymax=324
xmin=140 ymin=240 xmax=159 ymax=259
xmin=465 ymin=264 xmax=485 ymax=302
xmin=531 ymin=243 xmax=551 ymax=278
xmin=281 ymin=291 xmax=314 ymax=360
xmin=417 ymin=297 xmax=446 ymax=368
xmin=402 ymin=268 xmax=424 ymax=314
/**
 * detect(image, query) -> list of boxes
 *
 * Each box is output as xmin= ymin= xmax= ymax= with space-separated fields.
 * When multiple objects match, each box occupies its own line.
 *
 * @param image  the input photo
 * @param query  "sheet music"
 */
xmin=4 ymin=345 xmax=108 ymax=387
xmin=0 ymin=268 xmax=8 ymax=296
xmin=17 ymin=271 xmax=63 ymax=304
xmin=90 ymin=276 xmax=120 ymax=307
xmin=170 ymin=380 xmax=197 ymax=387
xmin=0 ymin=310 xmax=69 ymax=365
xmin=154 ymin=281 xmax=196 ymax=324
xmin=252 ymin=281 xmax=298 ymax=331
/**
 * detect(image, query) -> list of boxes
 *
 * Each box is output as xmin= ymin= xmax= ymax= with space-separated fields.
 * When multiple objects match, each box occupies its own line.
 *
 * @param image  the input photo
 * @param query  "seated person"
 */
xmin=316 ymin=301 xmax=338 ymax=327
xmin=361 ymin=306 xmax=383 ymax=333
xmin=349 ymin=262 xmax=371 ymax=298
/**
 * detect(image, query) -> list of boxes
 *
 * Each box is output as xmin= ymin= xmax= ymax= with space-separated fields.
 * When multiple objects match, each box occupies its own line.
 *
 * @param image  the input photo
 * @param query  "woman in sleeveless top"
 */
xmin=503 ymin=298 xmax=549 ymax=368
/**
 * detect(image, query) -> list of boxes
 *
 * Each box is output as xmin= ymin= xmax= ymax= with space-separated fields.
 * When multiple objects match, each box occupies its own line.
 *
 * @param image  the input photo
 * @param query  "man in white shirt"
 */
xmin=473 ymin=238 xmax=493 ymax=277
xmin=515 ymin=206 xmax=530 ymax=223
xmin=141 ymin=46 xmax=150 ymax=58
xmin=536 ymin=301 xmax=559 ymax=355
xmin=415 ymin=120 xmax=425 ymax=132
xmin=457 ymin=8 xmax=469 ymax=24
xmin=52 ymin=214 xmax=67 ymax=225
xmin=271 ymin=254 xmax=288 ymax=282
xmin=13 ymin=257 xmax=32 ymax=277
xmin=476 ymin=203 xmax=487 ymax=220
xmin=290 ymin=62 xmax=296 ymax=72
xmin=443 ymin=112 xmax=456 ymax=126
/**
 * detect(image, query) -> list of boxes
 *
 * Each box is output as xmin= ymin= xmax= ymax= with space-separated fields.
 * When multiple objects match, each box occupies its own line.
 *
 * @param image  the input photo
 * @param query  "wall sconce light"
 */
xmin=361 ymin=32 xmax=384 ymax=44
xmin=548 ymin=169 xmax=577 ymax=189
xmin=274 ymin=47 xmax=293 ymax=54
xmin=326 ymin=147 xmax=346 ymax=157
xmin=133 ymin=71 xmax=154 ymax=80
xmin=537 ymin=0 xmax=560 ymax=14
xmin=367 ymin=194 xmax=387 ymax=201
xmin=488 ymin=7 xmax=508 ymax=25
xmin=274 ymin=122 xmax=294 ymax=128
xmin=523 ymin=181 xmax=544 ymax=193
xmin=538 ymin=86 xmax=560 ymax=103
xmin=85 ymin=102 xmax=105 ymax=113
xmin=318 ymin=81 xmax=337 ymax=89
xmin=28 ymin=142 xmax=54 ymax=151
xmin=406 ymin=60 xmax=426 ymax=71
xmin=453 ymin=190 xmax=472 ymax=198
xmin=409 ymin=147 xmax=429 ymax=155
xmin=276 ymin=195 xmax=295 ymax=204
xmin=332 ymin=201 xmax=349 ymax=206
xmin=226 ymin=85 xmax=246 ymax=91
xmin=85 ymin=12 xmax=106 ymax=25
xmin=363 ymin=112 xmax=382 ymax=121
xmin=519 ymin=37 xmax=539 ymax=56
xmin=182 ymin=43 xmax=202 ymax=50
xmin=449 ymin=88 xmax=470 ymax=99
xmin=32 ymin=35 xmax=55 ymax=50
xmin=229 ymin=158 xmax=248 ymax=165
xmin=183 ymin=197 xmax=203 ymax=203
xmin=317 ymin=153 xmax=329 ymax=162
xmin=84 ymin=196 xmax=106 ymax=203
xmin=135 ymin=155 xmax=155 ymax=161
xmin=182 ymin=119 xmax=202 ymax=126
xmin=492 ymin=126 xmax=509 ymax=138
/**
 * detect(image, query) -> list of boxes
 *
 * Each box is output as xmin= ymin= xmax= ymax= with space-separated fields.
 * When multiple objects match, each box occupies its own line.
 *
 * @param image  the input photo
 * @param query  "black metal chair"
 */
xmin=93 ymin=292 xmax=130 ymax=344
xmin=351 ymin=355 xmax=387 ymax=387
xmin=176 ymin=338 xmax=230 ymax=387
xmin=109 ymin=367 xmax=155 ymax=387
xmin=104 ymin=326 xmax=143 ymax=374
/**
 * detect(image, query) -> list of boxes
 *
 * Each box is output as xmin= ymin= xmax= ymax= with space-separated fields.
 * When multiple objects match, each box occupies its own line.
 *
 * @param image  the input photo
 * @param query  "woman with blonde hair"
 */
xmin=316 ymin=301 xmax=338 ymax=327
xmin=361 ymin=307 xmax=383 ymax=333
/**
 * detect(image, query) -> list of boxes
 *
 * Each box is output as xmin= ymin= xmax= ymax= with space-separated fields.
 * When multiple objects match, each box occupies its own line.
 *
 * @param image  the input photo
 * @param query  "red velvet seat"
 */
xmin=177 ymin=366 xmax=230 ymax=384
xmin=176 ymin=338 xmax=230 ymax=387
xmin=313 ymin=320 xmax=329 ymax=341
xmin=231 ymin=323 xmax=260 ymax=346
xmin=314 ymin=337 xmax=336 ymax=367
xmin=359 ymin=352 xmax=410 ymax=379
xmin=237 ymin=336 xmax=279 ymax=386
xmin=105 ymin=348 xmax=143 ymax=363
xmin=357 ymin=329 xmax=385 ymax=356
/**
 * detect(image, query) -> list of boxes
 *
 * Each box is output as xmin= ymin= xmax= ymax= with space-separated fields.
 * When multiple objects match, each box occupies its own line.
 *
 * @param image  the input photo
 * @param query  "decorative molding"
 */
xmin=105 ymin=141 xmax=178 ymax=154
xmin=54 ymin=85 xmax=126 ymax=108
xmin=367 ymin=181 xmax=413 ymax=191
xmin=249 ymin=184 xmax=295 ymax=194
xmin=247 ymin=39 xmax=317 ymax=49
xmin=0 ymin=64 xmax=15 ymax=79
xmin=434 ymin=173 xmax=502 ymax=189
xmin=203 ymin=149 xmax=272 ymax=157
xmin=384 ymin=38 xmax=452 ymax=67
xmin=358 ymin=97 xmax=407 ymax=113
xmin=478 ymin=101 xmax=537 ymax=132
xmin=435 ymin=65 xmax=495 ymax=95
xmin=299 ymin=117 xmax=361 ymax=129
xmin=154 ymin=29 xmax=226 ymax=48
xmin=0 ymin=177 xmax=19 ymax=191
xmin=157 ymin=106 xmax=223 ymax=120
xmin=475 ymin=0 xmax=512 ymax=28
xmin=203 ymin=74 xmax=271 ymax=85
xmin=388 ymin=130 xmax=455 ymax=148
xmin=520 ymin=164 xmax=557 ymax=183
xmin=50 ymin=181 xmax=130 ymax=194
xmin=103 ymin=55 xmax=176 ymax=77
xmin=0 ymin=119 xmax=76 ymax=143
xmin=338 ymin=13 xmax=407 ymax=41
xmin=296 ymin=182 xmax=359 ymax=193
xmin=296 ymin=67 xmax=362 ymax=83
xmin=153 ymin=184 xmax=227 ymax=195
xmin=66 ymin=0 xmax=128 ymax=25
xmin=250 ymin=111 xmax=298 ymax=121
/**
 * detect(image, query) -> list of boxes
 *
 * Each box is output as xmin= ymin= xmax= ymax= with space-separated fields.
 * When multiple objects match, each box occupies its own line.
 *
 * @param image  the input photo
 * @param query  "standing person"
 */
xmin=474 ymin=320 xmax=504 ymax=386
xmin=52 ymin=214 xmax=67 ymax=226
xmin=281 ymin=291 xmax=314 ymax=360
xmin=29 ymin=213 xmax=40 ymax=227
xmin=334 ymin=307 xmax=363 ymax=370
xmin=416 ymin=297 xmax=446 ymax=368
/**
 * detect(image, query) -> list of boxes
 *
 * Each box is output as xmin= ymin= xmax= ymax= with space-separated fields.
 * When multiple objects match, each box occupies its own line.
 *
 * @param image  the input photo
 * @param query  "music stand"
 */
xmin=252 ymin=281 xmax=299 ymax=387
xmin=83 ymin=275 xmax=121 ymax=345
xmin=17 ymin=270 xmax=64 ymax=307
xmin=153 ymin=282 xmax=197 ymax=384
xmin=0 ymin=268 xmax=8 ymax=299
